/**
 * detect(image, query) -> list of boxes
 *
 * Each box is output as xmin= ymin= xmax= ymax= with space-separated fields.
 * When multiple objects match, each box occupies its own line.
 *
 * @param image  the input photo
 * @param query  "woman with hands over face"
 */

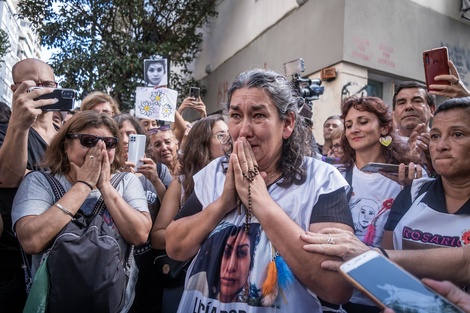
xmin=165 ymin=69 xmax=354 ymax=312
xmin=12 ymin=111 xmax=152 ymax=277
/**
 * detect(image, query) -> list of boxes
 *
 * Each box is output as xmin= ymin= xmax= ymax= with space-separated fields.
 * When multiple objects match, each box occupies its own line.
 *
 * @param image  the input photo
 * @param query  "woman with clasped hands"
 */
xmin=12 ymin=111 xmax=151 ymax=308
xmin=165 ymin=69 xmax=354 ymax=312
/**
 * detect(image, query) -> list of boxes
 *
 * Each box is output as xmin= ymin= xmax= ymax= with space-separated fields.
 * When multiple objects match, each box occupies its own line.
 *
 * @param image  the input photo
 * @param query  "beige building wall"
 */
xmin=190 ymin=0 xmax=470 ymax=143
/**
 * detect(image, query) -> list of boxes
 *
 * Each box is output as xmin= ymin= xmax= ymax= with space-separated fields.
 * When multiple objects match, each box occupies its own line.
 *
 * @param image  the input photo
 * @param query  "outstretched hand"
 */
xmin=301 ymin=227 xmax=370 ymax=272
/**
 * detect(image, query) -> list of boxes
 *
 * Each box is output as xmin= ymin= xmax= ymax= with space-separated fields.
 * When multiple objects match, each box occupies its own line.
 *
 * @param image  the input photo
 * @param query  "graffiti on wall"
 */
xmin=341 ymin=81 xmax=370 ymax=100
xmin=351 ymin=36 xmax=396 ymax=69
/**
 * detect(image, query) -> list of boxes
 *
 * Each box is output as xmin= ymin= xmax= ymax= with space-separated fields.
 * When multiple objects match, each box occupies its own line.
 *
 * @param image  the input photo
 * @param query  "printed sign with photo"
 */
xmin=144 ymin=59 xmax=169 ymax=87
xmin=134 ymin=87 xmax=178 ymax=122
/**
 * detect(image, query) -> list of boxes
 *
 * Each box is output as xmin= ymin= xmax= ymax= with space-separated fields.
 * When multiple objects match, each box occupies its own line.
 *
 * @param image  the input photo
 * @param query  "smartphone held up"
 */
xmin=189 ymin=87 xmax=200 ymax=100
xmin=128 ymin=134 xmax=147 ymax=171
xmin=28 ymin=87 xmax=77 ymax=111
xmin=423 ymin=46 xmax=450 ymax=92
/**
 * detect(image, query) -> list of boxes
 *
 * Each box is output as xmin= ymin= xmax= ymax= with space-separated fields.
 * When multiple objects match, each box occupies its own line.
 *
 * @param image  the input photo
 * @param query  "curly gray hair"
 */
xmin=224 ymin=68 xmax=309 ymax=187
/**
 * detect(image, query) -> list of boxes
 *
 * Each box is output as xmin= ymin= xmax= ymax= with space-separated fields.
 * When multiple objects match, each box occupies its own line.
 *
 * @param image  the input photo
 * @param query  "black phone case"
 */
xmin=33 ymin=88 xmax=76 ymax=111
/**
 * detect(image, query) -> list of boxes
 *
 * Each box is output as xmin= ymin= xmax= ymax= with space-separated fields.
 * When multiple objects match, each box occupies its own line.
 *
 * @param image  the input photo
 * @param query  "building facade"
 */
xmin=0 ymin=0 xmax=43 ymax=106
xmin=190 ymin=0 xmax=470 ymax=143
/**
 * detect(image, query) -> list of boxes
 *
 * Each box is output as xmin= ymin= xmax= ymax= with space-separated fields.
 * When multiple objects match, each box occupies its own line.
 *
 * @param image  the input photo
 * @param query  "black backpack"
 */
xmin=41 ymin=172 xmax=133 ymax=313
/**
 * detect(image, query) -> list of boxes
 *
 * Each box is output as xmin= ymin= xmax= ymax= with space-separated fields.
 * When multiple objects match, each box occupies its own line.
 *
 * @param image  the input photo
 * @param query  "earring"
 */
xmin=379 ymin=135 xmax=392 ymax=147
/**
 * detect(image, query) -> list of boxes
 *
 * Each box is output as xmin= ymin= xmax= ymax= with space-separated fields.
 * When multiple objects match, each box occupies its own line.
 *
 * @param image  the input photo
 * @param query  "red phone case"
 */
xmin=423 ymin=47 xmax=450 ymax=91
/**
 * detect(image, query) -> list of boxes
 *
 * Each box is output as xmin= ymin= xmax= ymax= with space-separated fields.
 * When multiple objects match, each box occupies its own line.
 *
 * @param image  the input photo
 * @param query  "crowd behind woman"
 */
xmin=3 ymin=63 xmax=470 ymax=313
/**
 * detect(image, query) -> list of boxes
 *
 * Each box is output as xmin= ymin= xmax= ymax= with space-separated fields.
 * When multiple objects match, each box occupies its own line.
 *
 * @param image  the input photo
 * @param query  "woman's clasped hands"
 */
xmin=222 ymin=137 xmax=270 ymax=216
xmin=69 ymin=140 xmax=109 ymax=190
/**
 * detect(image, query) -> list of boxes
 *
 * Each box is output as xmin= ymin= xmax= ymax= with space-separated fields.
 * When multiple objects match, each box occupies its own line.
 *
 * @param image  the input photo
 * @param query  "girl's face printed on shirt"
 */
xmin=219 ymin=231 xmax=251 ymax=303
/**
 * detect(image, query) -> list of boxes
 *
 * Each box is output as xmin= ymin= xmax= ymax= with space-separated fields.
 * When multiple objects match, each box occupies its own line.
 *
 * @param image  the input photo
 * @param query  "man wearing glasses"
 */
xmin=0 ymin=58 xmax=60 ymax=312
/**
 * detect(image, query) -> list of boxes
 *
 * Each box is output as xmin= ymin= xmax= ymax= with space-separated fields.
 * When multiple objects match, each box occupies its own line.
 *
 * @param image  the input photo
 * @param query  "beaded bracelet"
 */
xmin=76 ymin=180 xmax=93 ymax=191
xmin=55 ymin=203 xmax=75 ymax=219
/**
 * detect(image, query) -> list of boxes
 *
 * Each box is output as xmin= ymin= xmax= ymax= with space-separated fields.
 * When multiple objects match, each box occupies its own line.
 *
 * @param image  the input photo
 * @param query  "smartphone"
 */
xmin=189 ymin=87 xmax=200 ymax=100
xmin=127 ymin=134 xmax=147 ymax=170
xmin=28 ymin=87 xmax=76 ymax=111
xmin=423 ymin=47 xmax=450 ymax=91
xmin=360 ymin=162 xmax=407 ymax=175
xmin=340 ymin=250 xmax=464 ymax=312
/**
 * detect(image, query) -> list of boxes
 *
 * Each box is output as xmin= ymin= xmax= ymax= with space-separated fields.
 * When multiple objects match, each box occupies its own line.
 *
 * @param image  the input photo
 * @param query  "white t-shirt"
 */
xmin=177 ymin=157 xmax=350 ymax=313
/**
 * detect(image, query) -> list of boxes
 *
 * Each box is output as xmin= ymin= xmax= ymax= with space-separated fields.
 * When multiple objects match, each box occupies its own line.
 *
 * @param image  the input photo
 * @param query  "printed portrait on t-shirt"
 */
xmin=186 ymin=222 xmax=262 ymax=304
xmin=350 ymin=198 xmax=379 ymax=239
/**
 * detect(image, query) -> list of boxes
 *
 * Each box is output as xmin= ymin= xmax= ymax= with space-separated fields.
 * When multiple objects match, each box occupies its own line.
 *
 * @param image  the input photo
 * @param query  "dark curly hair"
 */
xmin=224 ymin=68 xmax=309 ymax=188
xmin=339 ymin=96 xmax=416 ymax=171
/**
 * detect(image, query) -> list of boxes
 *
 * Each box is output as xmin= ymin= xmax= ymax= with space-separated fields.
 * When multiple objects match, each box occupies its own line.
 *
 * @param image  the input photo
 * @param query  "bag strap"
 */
xmin=345 ymin=168 xmax=353 ymax=201
xmin=41 ymin=172 xmax=67 ymax=200
xmin=92 ymin=172 xmax=128 ymax=216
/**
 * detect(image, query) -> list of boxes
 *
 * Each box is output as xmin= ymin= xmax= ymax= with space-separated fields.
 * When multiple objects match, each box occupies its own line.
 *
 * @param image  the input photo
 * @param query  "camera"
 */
xmin=295 ymin=76 xmax=324 ymax=102
xmin=283 ymin=58 xmax=324 ymax=105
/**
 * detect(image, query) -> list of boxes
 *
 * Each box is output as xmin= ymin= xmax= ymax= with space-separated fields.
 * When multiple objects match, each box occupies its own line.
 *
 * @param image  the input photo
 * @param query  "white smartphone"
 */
xmin=339 ymin=250 xmax=464 ymax=312
xmin=128 ymin=134 xmax=146 ymax=170
xmin=360 ymin=162 xmax=408 ymax=175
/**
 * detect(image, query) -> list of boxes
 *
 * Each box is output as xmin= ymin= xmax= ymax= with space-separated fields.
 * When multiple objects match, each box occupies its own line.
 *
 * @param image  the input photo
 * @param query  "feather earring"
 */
xmin=261 ymin=247 xmax=295 ymax=306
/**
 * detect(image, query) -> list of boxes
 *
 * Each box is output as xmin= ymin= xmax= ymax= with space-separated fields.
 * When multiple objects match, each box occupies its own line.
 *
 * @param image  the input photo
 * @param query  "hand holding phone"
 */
xmin=423 ymin=47 xmax=450 ymax=91
xmin=28 ymin=87 xmax=76 ymax=111
xmin=340 ymin=250 xmax=464 ymax=312
xmin=360 ymin=162 xmax=408 ymax=175
xmin=127 ymin=134 xmax=147 ymax=171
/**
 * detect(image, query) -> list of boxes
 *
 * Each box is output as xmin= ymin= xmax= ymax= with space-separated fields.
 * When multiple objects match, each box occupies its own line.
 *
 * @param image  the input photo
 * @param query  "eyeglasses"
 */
xmin=212 ymin=131 xmax=230 ymax=142
xmin=147 ymin=125 xmax=171 ymax=135
xmin=332 ymin=144 xmax=342 ymax=149
xmin=15 ymin=81 xmax=58 ymax=88
xmin=67 ymin=134 xmax=118 ymax=150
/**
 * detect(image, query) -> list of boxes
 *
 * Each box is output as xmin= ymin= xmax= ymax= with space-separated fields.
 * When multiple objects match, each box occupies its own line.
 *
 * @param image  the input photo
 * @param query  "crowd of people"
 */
xmin=1 ymin=57 xmax=470 ymax=313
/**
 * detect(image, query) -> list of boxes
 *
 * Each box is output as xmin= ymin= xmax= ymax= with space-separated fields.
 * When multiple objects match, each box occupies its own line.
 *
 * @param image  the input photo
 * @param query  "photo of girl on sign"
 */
xmin=144 ymin=59 xmax=168 ymax=87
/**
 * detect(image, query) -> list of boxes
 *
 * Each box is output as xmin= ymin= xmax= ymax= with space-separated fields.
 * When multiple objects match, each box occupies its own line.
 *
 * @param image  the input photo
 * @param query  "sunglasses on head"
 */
xmin=67 ymin=134 xmax=118 ymax=150
xmin=147 ymin=125 xmax=171 ymax=135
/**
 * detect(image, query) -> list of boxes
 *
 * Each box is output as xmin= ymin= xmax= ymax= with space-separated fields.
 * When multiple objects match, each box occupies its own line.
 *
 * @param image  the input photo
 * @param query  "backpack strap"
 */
xmin=23 ymin=172 xmax=67 ymax=293
xmin=93 ymin=172 xmax=128 ymax=216
xmin=40 ymin=172 xmax=67 ymax=201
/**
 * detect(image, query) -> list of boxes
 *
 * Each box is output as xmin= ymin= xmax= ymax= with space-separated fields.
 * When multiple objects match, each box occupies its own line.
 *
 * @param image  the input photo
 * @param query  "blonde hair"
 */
xmin=80 ymin=91 xmax=121 ymax=115
xmin=330 ymin=127 xmax=343 ymax=141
